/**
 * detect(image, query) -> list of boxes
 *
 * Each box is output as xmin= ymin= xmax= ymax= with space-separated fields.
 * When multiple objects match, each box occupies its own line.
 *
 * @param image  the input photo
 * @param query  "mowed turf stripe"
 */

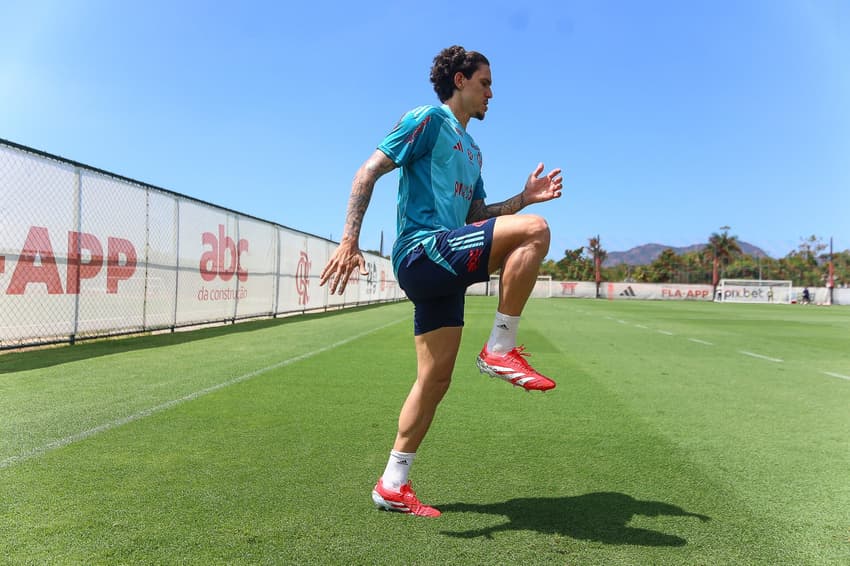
xmin=478 ymin=303 xmax=797 ymax=563
xmin=515 ymin=299 xmax=850 ymax=563
xmin=3 ymin=298 xmax=847 ymax=564
xmin=0 ymin=317 xmax=406 ymax=470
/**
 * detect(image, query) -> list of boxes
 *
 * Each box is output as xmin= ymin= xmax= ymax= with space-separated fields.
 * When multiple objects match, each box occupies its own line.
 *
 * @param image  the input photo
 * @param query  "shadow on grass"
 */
xmin=0 ymin=303 xmax=401 ymax=374
xmin=440 ymin=492 xmax=710 ymax=546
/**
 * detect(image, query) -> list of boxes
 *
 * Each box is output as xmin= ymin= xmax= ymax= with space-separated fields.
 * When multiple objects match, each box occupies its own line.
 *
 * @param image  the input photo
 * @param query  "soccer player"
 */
xmin=320 ymin=45 xmax=563 ymax=517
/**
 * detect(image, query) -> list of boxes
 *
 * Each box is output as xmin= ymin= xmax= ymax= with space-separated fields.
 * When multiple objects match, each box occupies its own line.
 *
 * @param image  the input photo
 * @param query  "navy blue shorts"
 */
xmin=397 ymin=219 xmax=496 ymax=335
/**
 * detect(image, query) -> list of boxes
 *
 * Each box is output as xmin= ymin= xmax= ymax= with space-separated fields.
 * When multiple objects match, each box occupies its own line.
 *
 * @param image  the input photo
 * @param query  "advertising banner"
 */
xmin=604 ymin=282 xmax=714 ymax=301
xmin=234 ymin=216 xmax=277 ymax=319
xmin=144 ymin=190 xmax=178 ymax=329
xmin=175 ymin=202 xmax=240 ymax=325
xmin=553 ymin=281 xmax=599 ymax=299
xmin=75 ymin=171 xmax=147 ymax=334
xmin=0 ymin=148 xmax=79 ymax=342
xmin=0 ymin=140 xmax=404 ymax=348
xmin=277 ymin=228 xmax=311 ymax=313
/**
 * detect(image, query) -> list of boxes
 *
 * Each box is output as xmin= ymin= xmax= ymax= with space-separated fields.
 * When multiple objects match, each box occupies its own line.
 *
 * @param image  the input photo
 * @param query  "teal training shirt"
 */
xmin=378 ymin=104 xmax=487 ymax=276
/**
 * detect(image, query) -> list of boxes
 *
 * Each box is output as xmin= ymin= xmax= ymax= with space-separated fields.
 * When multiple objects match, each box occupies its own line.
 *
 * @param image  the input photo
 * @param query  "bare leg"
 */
xmin=475 ymin=214 xmax=556 ymax=391
xmin=393 ymin=326 xmax=463 ymax=453
xmin=487 ymin=214 xmax=551 ymax=315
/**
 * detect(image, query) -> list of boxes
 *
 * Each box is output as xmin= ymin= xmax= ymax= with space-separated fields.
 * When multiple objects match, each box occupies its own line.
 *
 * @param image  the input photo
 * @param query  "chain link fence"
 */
xmin=0 ymin=139 xmax=402 ymax=349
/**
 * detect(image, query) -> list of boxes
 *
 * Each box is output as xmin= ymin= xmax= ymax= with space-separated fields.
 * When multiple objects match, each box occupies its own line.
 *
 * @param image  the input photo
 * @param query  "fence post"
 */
xmin=171 ymin=197 xmax=180 ymax=332
xmin=70 ymin=168 xmax=83 ymax=345
xmin=232 ymin=215 xmax=240 ymax=323
xmin=272 ymin=227 xmax=281 ymax=317
xmin=142 ymin=188 xmax=151 ymax=331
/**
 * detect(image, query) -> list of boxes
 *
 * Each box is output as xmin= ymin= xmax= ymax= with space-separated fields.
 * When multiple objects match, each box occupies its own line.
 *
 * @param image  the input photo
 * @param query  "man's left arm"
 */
xmin=466 ymin=162 xmax=563 ymax=223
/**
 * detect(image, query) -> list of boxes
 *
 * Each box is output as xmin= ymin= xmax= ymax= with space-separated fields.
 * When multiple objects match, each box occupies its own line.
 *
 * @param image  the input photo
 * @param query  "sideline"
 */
xmin=0 ymin=317 xmax=407 ymax=470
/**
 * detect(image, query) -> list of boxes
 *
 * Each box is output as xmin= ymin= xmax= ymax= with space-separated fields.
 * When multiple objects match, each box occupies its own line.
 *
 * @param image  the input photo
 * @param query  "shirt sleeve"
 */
xmin=377 ymin=106 xmax=440 ymax=167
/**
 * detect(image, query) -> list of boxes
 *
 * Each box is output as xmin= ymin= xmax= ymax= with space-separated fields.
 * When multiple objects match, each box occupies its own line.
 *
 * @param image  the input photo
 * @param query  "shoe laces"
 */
xmin=399 ymin=482 xmax=440 ymax=516
xmin=506 ymin=345 xmax=534 ymax=370
xmin=398 ymin=481 xmax=417 ymax=500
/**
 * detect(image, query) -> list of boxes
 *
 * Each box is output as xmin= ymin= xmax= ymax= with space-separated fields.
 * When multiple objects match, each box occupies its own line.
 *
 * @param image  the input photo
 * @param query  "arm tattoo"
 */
xmin=466 ymin=193 xmax=525 ymax=223
xmin=343 ymin=152 xmax=396 ymax=241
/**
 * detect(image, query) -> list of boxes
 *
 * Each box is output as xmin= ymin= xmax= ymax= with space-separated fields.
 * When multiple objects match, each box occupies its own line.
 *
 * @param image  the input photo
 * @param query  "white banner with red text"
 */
xmin=0 ymin=141 xmax=402 ymax=348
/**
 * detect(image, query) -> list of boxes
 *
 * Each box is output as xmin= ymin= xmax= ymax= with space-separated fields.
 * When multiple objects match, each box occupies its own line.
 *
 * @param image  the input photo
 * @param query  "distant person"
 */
xmin=802 ymin=287 xmax=811 ymax=304
xmin=320 ymin=45 xmax=563 ymax=517
xmin=767 ymin=287 xmax=774 ymax=303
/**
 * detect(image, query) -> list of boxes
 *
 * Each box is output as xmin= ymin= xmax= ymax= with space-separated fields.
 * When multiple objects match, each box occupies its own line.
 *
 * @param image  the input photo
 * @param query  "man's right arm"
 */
xmin=320 ymin=150 xmax=397 ymax=295
xmin=341 ymin=150 xmax=397 ymax=244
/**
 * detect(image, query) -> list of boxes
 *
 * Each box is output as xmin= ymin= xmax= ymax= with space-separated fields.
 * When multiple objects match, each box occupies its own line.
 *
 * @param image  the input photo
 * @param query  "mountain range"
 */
xmin=603 ymin=242 xmax=770 ymax=267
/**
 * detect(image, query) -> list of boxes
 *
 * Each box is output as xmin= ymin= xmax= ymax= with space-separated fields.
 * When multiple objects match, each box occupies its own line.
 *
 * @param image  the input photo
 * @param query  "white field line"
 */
xmin=822 ymin=371 xmax=850 ymax=381
xmin=739 ymin=351 xmax=783 ymax=363
xmin=0 ymin=318 xmax=406 ymax=470
xmin=600 ymin=314 xmax=841 ymax=382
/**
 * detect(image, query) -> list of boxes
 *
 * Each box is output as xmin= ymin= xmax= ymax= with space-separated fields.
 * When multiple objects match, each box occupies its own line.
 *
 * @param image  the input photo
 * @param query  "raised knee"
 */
xmin=526 ymin=215 xmax=550 ymax=247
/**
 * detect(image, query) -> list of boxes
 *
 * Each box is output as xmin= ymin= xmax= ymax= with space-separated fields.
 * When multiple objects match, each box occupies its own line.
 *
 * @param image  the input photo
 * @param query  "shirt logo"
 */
xmin=405 ymin=116 xmax=431 ymax=144
xmin=454 ymin=181 xmax=474 ymax=201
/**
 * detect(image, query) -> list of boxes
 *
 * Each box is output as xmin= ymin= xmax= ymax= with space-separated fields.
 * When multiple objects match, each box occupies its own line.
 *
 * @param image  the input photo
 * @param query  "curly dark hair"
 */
xmin=430 ymin=45 xmax=490 ymax=102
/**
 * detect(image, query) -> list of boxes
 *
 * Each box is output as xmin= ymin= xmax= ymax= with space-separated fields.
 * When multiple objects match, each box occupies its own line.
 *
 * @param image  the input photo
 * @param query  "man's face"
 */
xmin=461 ymin=65 xmax=493 ymax=120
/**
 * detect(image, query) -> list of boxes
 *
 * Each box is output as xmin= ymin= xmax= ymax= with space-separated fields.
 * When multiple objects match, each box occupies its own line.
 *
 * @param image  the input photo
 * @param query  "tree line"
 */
xmin=540 ymin=230 xmax=849 ymax=288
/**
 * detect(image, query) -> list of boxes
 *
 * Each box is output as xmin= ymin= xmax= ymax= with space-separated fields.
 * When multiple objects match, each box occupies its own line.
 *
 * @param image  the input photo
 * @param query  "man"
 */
xmin=320 ymin=45 xmax=563 ymax=517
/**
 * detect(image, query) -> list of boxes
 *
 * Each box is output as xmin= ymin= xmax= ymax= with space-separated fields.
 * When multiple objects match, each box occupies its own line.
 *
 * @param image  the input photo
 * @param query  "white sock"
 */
xmin=382 ymin=450 xmax=416 ymax=492
xmin=487 ymin=312 xmax=520 ymax=355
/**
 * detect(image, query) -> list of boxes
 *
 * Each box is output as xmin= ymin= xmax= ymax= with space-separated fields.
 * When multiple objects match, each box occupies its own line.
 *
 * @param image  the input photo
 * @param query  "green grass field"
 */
xmin=2 ymin=298 xmax=849 ymax=565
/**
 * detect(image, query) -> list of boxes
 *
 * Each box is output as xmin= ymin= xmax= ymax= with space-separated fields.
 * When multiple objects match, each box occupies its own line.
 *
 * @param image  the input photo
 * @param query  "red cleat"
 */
xmin=476 ymin=344 xmax=556 ymax=391
xmin=371 ymin=478 xmax=441 ymax=517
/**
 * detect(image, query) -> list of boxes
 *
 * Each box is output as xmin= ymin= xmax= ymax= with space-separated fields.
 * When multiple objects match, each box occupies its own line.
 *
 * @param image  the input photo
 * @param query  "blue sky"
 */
xmin=2 ymin=0 xmax=848 ymax=259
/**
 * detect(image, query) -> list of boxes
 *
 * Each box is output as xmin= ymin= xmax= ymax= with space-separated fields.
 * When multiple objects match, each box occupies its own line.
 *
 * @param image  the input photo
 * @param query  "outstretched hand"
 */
xmin=523 ymin=163 xmax=563 ymax=205
xmin=320 ymin=239 xmax=369 ymax=295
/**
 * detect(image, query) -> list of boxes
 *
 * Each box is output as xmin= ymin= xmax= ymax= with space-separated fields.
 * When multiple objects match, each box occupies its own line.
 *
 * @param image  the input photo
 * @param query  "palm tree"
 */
xmin=588 ymin=235 xmax=607 ymax=298
xmin=708 ymin=226 xmax=742 ymax=293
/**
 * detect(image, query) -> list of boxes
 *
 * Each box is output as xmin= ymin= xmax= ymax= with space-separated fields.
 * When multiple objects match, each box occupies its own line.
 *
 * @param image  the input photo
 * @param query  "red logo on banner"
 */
xmin=295 ymin=251 xmax=311 ymax=305
xmin=662 ymin=287 xmax=711 ymax=299
xmin=4 ymin=226 xmax=136 ymax=295
xmin=560 ymin=282 xmax=577 ymax=295
xmin=200 ymin=225 xmax=248 ymax=282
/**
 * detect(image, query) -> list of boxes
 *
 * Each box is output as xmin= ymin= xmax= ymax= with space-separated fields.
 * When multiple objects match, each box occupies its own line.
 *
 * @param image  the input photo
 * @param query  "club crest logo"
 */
xmin=295 ymin=251 xmax=311 ymax=305
xmin=366 ymin=261 xmax=377 ymax=295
